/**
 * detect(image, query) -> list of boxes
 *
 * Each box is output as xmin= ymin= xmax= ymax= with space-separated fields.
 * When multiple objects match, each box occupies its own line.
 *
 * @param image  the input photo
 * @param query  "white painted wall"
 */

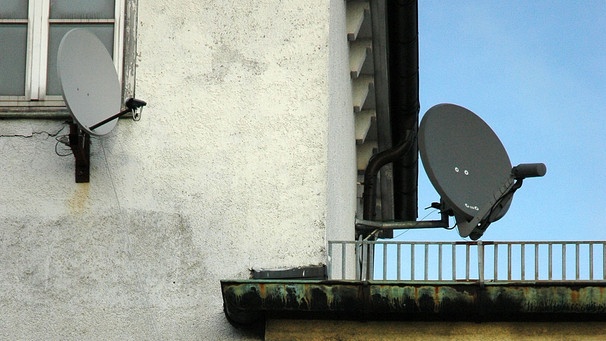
xmin=327 ymin=0 xmax=357 ymax=243
xmin=0 ymin=0 xmax=355 ymax=339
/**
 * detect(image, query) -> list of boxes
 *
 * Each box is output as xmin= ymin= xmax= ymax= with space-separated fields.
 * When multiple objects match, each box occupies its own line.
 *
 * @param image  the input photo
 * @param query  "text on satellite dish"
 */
xmin=465 ymin=203 xmax=480 ymax=211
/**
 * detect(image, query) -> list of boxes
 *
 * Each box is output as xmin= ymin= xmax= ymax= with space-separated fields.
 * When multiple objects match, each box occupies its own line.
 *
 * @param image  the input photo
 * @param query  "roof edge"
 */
xmin=221 ymin=280 xmax=606 ymax=326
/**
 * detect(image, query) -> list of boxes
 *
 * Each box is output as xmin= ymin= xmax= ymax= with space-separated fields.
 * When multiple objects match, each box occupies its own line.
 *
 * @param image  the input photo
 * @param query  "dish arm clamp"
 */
xmin=89 ymin=97 xmax=147 ymax=131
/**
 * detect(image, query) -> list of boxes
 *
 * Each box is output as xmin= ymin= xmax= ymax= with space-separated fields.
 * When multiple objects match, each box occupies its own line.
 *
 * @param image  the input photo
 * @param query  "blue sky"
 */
xmin=398 ymin=1 xmax=606 ymax=241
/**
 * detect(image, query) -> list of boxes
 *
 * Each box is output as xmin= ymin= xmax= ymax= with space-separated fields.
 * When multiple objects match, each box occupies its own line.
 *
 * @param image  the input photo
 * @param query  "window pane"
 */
xmin=47 ymin=25 xmax=114 ymax=96
xmin=0 ymin=0 xmax=28 ymax=19
xmin=49 ymin=0 xmax=115 ymax=19
xmin=0 ymin=24 xmax=27 ymax=96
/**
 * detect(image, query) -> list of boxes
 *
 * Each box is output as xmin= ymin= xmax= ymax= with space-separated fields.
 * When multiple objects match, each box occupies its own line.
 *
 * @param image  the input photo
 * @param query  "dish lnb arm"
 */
xmin=89 ymin=97 xmax=147 ymax=131
xmin=512 ymin=163 xmax=547 ymax=179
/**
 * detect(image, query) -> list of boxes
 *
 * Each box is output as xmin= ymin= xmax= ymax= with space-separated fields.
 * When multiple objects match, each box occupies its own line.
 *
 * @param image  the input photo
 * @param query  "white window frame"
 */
xmin=0 ymin=0 xmax=126 ymax=109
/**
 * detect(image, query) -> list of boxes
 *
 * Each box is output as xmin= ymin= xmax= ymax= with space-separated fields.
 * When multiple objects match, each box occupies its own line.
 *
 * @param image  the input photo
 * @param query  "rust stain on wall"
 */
xmin=67 ymin=183 xmax=90 ymax=214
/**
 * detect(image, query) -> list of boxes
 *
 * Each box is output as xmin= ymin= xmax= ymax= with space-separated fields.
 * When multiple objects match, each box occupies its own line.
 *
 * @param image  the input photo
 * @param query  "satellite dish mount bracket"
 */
xmin=69 ymin=122 xmax=90 ymax=183
xmin=67 ymin=98 xmax=146 ymax=183
xmin=357 ymin=130 xmax=452 ymax=239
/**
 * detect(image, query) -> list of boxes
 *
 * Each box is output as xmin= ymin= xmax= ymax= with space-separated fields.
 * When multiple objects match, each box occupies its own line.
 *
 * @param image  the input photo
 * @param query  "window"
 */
xmin=0 ymin=0 xmax=132 ymax=111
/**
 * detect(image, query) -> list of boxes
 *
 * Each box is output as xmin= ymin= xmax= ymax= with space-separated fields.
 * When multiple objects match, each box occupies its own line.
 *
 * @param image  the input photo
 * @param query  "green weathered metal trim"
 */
xmin=221 ymin=280 xmax=606 ymax=325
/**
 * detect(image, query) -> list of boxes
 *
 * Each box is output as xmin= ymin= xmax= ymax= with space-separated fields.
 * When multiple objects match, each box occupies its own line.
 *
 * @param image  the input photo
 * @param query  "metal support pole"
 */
xmin=69 ymin=122 xmax=90 ymax=183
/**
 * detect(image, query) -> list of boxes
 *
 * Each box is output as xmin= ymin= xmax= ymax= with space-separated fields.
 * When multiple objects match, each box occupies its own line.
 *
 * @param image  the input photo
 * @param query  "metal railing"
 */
xmin=327 ymin=240 xmax=606 ymax=283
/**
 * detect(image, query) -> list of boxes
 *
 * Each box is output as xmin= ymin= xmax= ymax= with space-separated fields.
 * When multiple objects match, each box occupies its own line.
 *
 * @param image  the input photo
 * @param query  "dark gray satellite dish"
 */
xmin=57 ymin=28 xmax=146 ymax=182
xmin=419 ymin=103 xmax=546 ymax=239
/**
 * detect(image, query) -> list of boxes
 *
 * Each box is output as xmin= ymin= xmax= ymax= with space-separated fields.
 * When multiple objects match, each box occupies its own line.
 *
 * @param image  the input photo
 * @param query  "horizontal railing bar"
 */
xmin=330 ymin=240 xmax=603 ymax=245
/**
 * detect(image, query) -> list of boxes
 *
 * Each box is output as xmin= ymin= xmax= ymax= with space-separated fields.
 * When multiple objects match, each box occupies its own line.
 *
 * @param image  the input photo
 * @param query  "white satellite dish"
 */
xmin=57 ymin=28 xmax=146 ymax=182
xmin=58 ymin=28 xmax=121 ymax=136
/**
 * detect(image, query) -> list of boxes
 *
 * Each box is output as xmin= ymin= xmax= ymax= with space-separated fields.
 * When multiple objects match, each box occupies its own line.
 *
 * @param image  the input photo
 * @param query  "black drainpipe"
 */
xmin=387 ymin=0 xmax=419 ymax=222
xmin=362 ymin=0 xmax=419 ymax=225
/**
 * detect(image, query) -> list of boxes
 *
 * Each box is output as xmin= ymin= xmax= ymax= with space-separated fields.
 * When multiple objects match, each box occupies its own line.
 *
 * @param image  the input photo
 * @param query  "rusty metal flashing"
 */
xmin=221 ymin=280 xmax=606 ymax=326
xmin=251 ymin=265 xmax=327 ymax=280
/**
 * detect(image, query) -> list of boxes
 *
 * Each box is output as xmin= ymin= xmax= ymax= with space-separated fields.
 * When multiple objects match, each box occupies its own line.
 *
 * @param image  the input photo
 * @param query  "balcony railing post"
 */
xmin=547 ymin=243 xmax=553 ymax=281
xmin=341 ymin=242 xmax=347 ymax=280
xmin=397 ymin=244 xmax=402 ymax=280
xmin=466 ymin=243 xmax=470 ymax=280
xmin=494 ymin=244 xmax=499 ymax=281
xmin=327 ymin=242 xmax=333 ymax=279
xmin=438 ymin=244 xmax=443 ymax=281
xmin=411 ymin=244 xmax=415 ymax=280
xmin=368 ymin=241 xmax=374 ymax=281
xmin=521 ymin=243 xmax=526 ymax=281
xmin=508 ymin=244 xmax=512 ymax=280
xmin=383 ymin=242 xmax=388 ymax=280
xmin=590 ymin=243 xmax=594 ymax=281
xmin=424 ymin=244 xmax=429 ymax=281
xmin=535 ymin=243 xmax=539 ymax=281
xmin=452 ymin=243 xmax=456 ymax=280
xmin=478 ymin=241 xmax=484 ymax=285
xmin=563 ymin=243 xmax=567 ymax=281
xmin=355 ymin=237 xmax=362 ymax=280
xmin=576 ymin=243 xmax=580 ymax=280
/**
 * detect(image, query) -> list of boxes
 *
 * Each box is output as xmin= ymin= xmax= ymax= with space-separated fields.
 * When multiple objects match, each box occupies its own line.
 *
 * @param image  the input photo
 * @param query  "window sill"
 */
xmin=0 ymin=108 xmax=70 ymax=119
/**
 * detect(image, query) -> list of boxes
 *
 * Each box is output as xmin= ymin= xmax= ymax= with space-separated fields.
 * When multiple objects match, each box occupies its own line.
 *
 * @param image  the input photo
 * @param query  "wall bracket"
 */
xmin=69 ymin=122 xmax=90 ymax=183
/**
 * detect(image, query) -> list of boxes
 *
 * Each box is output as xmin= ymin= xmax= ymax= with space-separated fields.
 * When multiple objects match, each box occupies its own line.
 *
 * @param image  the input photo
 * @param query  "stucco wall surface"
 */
xmin=0 ymin=1 xmax=355 ymax=339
